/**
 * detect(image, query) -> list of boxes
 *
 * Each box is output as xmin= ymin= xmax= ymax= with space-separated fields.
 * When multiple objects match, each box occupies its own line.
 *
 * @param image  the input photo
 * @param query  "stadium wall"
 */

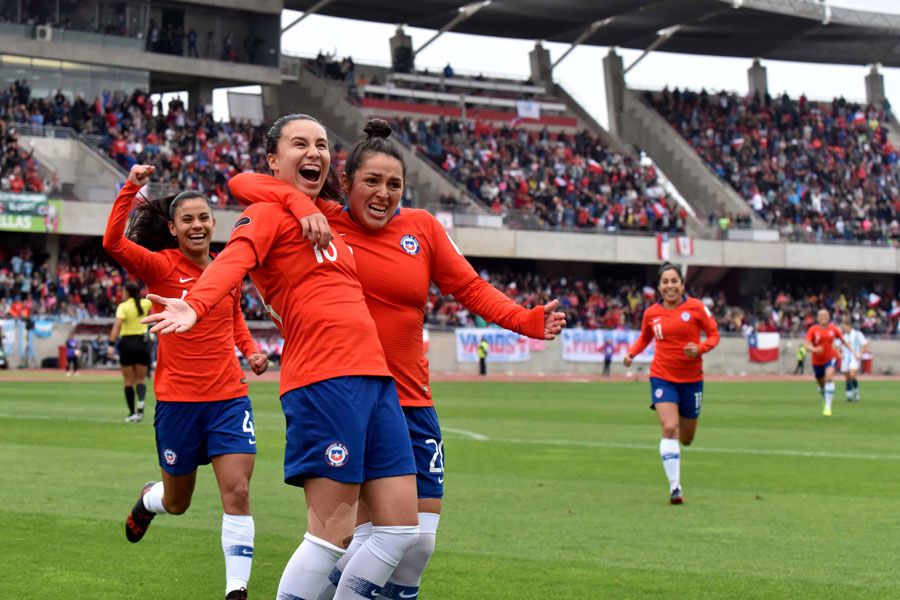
xmin=9 ymin=326 xmax=899 ymax=376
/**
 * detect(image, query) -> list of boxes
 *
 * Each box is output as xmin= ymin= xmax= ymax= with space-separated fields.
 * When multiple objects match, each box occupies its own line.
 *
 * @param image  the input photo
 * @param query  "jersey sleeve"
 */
xmin=804 ymin=327 xmax=816 ymax=344
xmin=102 ymin=181 xmax=170 ymax=282
xmin=231 ymin=290 xmax=259 ymax=358
xmin=427 ymin=214 xmax=544 ymax=338
xmin=115 ymin=302 xmax=126 ymax=320
xmin=628 ymin=309 xmax=654 ymax=357
xmin=228 ymin=172 xmax=320 ymax=221
xmin=695 ymin=302 xmax=720 ymax=354
xmin=185 ymin=204 xmax=278 ymax=320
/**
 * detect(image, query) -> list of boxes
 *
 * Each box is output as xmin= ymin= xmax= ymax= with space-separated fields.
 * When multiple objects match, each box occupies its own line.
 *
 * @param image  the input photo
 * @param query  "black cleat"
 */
xmin=125 ymin=481 xmax=157 ymax=543
xmin=669 ymin=486 xmax=684 ymax=505
xmin=226 ymin=588 xmax=248 ymax=600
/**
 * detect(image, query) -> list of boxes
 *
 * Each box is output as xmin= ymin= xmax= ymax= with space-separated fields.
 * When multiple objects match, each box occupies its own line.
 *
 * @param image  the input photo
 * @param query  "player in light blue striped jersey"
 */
xmin=840 ymin=320 xmax=868 ymax=402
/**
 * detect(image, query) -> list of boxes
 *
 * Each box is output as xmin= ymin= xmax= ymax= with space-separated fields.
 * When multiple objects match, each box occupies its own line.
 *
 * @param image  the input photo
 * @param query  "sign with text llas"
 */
xmin=0 ymin=192 xmax=62 ymax=233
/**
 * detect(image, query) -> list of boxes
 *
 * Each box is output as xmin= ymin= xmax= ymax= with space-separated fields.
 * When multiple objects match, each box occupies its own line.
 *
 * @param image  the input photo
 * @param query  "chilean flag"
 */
xmin=656 ymin=233 xmax=671 ymax=260
xmin=748 ymin=332 xmax=780 ymax=363
xmin=587 ymin=158 xmax=603 ymax=174
xmin=676 ymin=236 xmax=694 ymax=257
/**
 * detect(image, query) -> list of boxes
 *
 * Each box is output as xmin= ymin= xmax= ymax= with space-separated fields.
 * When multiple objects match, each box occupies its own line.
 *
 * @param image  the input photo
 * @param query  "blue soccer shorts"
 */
xmin=813 ymin=358 xmax=837 ymax=379
xmin=154 ymin=396 xmax=256 ymax=476
xmin=650 ymin=377 xmax=703 ymax=419
xmin=403 ymin=406 xmax=444 ymax=499
xmin=280 ymin=375 xmax=416 ymax=487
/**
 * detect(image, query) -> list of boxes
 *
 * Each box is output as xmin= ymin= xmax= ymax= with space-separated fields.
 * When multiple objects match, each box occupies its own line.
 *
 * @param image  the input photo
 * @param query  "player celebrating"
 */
xmin=623 ymin=263 xmax=719 ymax=504
xmin=142 ymin=114 xmax=421 ymax=600
xmin=103 ymin=165 xmax=268 ymax=600
xmin=840 ymin=319 xmax=868 ymax=403
xmin=109 ymin=280 xmax=152 ymax=421
xmin=803 ymin=309 xmax=858 ymax=416
xmin=227 ymin=118 xmax=566 ymax=600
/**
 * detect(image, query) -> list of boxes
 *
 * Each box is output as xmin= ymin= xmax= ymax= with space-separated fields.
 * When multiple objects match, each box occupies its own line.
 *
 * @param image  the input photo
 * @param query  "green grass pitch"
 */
xmin=2 ymin=376 xmax=899 ymax=599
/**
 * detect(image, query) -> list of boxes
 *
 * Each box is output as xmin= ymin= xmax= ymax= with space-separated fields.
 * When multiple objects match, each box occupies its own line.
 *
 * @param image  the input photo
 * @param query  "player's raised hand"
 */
xmin=683 ymin=342 xmax=700 ymax=358
xmin=247 ymin=352 xmax=269 ymax=375
xmin=623 ymin=354 xmax=634 ymax=368
xmin=299 ymin=212 xmax=333 ymax=249
xmin=541 ymin=299 xmax=567 ymax=340
xmin=141 ymin=294 xmax=198 ymax=334
xmin=127 ymin=164 xmax=155 ymax=187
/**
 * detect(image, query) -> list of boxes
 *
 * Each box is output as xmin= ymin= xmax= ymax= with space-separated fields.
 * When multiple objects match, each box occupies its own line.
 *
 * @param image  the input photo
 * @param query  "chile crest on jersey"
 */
xmin=400 ymin=234 xmax=420 ymax=255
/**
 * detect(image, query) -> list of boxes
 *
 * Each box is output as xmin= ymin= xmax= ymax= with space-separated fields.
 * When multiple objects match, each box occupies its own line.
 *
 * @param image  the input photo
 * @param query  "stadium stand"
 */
xmin=645 ymin=88 xmax=900 ymax=244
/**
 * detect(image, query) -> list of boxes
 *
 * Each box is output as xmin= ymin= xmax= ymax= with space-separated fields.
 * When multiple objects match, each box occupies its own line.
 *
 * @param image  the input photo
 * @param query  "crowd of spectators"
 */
xmin=391 ymin=117 xmax=688 ymax=234
xmin=0 ymin=82 xmax=60 ymax=194
xmin=425 ymin=269 xmax=900 ymax=336
xmin=647 ymin=87 xmax=900 ymax=245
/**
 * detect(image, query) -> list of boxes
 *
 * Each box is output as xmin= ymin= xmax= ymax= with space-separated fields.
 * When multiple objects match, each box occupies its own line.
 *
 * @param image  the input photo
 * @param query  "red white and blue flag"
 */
xmin=656 ymin=233 xmax=671 ymax=260
xmin=748 ymin=332 xmax=780 ymax=363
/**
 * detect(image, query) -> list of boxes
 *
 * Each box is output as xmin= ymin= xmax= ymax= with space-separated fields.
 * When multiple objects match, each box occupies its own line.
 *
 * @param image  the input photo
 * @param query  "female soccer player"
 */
xmin=142 ymin=114 xmax=421 ymax=600
xmin=623 ymin=263 xmax=719 ymax=504
xmin=803 ymin=309 xmax=858 ymax=416
xmin=227 ymin=118 xmax=566 ymax=600
xmin=840 ymin=319 xmax=868 ymax=403
xmin=103 ymin=165 xmax=269 ymax=600
xmin=109 ymin=280 xmax=152 ymax=421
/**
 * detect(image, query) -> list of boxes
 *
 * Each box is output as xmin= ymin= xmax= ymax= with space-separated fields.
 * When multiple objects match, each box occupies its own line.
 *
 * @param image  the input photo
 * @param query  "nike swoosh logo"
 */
xmin=339 ymin=233 xmax=348 ymax=236
xmin=437 ymin=477 xmax=444 ymax=484
xmin=399 ymin=592 xmax=418 ymax=598
xmin=179 ymin=277 xmax=194 ymax=283
xmin=240 ymin=548 xmax=254 ymax=556
xmin=249 ymin=439 xmax=256 ymax=445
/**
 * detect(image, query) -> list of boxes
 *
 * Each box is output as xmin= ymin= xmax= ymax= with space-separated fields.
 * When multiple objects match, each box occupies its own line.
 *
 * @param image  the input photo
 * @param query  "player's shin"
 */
xmin=378 ymin=513 xmax=440 ymax=600
xmin=660 ymin=438 xmax=681 ymax=492
xmin=143 ymin=481 xmax=167 ymax=514
xmin=124 ymin=386 xmax=135 ymax=416
xmin=222 ymin=514 xmax=254 ymax=595
xmin=333 ymin=525 xmax=420 ymax=600
xmin=317 ymin=522 xmax=373 ymax=600
xmin=136 ymin=383 xmax=147 ymax=415
xmin=824 ymin=381 xmax=835 ymax=412
xmin=278 ymin=532 xmax=346 ymax=600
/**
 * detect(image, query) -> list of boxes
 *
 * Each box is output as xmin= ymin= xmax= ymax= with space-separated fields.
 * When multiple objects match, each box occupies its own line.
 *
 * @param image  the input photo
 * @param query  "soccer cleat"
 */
xmin=823 ymin=408 xmax=832 ymax=417
xmin=125 ymin=414 xmax=140 ymax=423
xmin=669 ymin=487 xmax=684 ymax=505
xmin=125 ymin=481 xmax=157 ymax=543
xmin=225 ymin=588 xmax=248 ymax=600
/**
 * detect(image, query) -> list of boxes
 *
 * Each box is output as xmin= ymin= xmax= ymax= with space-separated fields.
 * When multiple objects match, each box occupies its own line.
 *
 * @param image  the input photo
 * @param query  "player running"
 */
xmin=227 ymin=118 xmax=566 ymax=600
xmin=840 ymin=319 xmax=868 ymax=403
xmin=803 ymin=309 xmax=858 ymax=416
xmin=142 ymin=114 xmax=421 ymax=600
xmin=103 ymin=165 xmax=268 ymax=600
xmin=109 ymin=281 xmax=152 ymax=421
xmin=623 ymin=263 xmax=719 ymax=505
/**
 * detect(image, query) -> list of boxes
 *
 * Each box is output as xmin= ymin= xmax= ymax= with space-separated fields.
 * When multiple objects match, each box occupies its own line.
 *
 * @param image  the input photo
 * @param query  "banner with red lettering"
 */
xmin=455 ymin=328 xmax=530 ymax=363
xmin=561 ymin=329 xmax=654 ymax=363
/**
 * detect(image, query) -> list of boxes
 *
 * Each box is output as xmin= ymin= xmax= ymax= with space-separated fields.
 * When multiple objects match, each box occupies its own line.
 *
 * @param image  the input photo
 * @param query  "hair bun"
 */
xmin=363 ymin=118 xmax=392 ymax=140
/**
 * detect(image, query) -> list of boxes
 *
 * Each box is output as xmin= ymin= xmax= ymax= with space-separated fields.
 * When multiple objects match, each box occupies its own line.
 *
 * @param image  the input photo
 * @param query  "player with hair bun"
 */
xmin=624 ymin=262 xmax=719 ymax=505
xmin=103 ymin=165 xmax=268 ymax=600
xmin=142 ymin=114 xmax=421 ymax=600
xmin=228 ymin=117 xmax=566 ymax=600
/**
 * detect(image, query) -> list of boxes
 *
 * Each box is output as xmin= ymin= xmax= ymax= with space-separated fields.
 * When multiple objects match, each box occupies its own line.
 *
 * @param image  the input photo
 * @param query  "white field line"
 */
xmin=443 ymin=430 xmax=900 ymax=461
xmin=442 ymin=427 xmax=490 ymax=441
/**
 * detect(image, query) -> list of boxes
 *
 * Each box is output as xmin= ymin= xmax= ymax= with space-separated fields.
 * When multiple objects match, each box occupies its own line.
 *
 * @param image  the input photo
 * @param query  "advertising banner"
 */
xmin=455 ymin=327 xmax=530 ymax=363
xmin=0 ymin=192 xmax=61 ymax=233
xmin=561 ymin=329 xmax=654 ymax=363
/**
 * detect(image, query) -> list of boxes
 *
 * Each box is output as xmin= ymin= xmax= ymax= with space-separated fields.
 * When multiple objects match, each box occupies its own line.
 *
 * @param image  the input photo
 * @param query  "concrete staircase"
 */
xmin=619 ymin=89 xmax=765 ymax=229
xmin=270 ymin=60 xmax=486 ymax=214
xmin=18 ymin=126 xmax=125 ymax=202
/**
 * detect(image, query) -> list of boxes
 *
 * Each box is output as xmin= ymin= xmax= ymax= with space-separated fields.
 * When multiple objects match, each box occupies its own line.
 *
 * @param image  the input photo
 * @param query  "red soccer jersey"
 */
xmin=228 ymin=173 xmax=546 ymax=405
xmin=103 ymin=181 xmax=258 ymax=402
xmin=183 ymin=200 xmax=390 ymax=396
xmin=628 ymin=296 xmax=720 ymax=383
xmin=805 ymin=323 xmax=844 ymax=366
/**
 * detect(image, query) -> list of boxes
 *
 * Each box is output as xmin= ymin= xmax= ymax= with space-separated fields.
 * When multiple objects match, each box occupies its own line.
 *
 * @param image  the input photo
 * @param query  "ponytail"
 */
xmin=125 ymin=281 xmax=143 ymax=316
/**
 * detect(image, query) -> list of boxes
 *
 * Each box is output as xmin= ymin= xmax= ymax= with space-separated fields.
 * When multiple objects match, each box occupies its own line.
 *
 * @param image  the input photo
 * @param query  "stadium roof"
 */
xmin=283 ymin=0 xmax=900 ymax=67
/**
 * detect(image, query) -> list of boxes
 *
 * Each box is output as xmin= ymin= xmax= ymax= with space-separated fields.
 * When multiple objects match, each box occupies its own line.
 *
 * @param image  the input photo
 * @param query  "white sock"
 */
xmin=824 ymin=382 xmax=835 ymax=411
xmin=660 ymin=438 xmax=681 ymax=492
xmin=142 ymin=481 xmax=167 ymax=514
xmin=317 ymin=523 xmax=373 ymax=600
xmin=379 ymin=513 xmax=440 ymax=599
xmin=278 ymin=532 xmax=346 ymax=600
xmin=333 ymin=525 xmax=419 ymax=600
xmin=845 ymin=385 xmax=853 ymax=401
xmin=222 ymin=514 xmax=254 ymax=594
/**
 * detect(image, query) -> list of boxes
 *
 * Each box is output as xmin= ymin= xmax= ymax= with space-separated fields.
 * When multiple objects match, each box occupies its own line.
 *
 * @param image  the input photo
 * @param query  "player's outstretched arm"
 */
xmin=228 ymin=172 xmax=333 ymax=248
xmin=142 ymin=294 xmax=198 ymax=334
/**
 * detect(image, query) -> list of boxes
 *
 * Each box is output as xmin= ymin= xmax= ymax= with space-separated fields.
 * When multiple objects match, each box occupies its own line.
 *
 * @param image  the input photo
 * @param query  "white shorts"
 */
xmin=841 ymin=356 xmax=860 ymax=373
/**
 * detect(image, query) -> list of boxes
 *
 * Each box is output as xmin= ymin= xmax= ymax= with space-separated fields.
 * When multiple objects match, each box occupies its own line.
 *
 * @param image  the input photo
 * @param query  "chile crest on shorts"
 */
xmin=163 ymin=448 xmax=178 ymax=465
xmin=400 ymin=234 xmax=420 ymax=255
xmin=325 ymin=442 xmax=349 ymax=467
